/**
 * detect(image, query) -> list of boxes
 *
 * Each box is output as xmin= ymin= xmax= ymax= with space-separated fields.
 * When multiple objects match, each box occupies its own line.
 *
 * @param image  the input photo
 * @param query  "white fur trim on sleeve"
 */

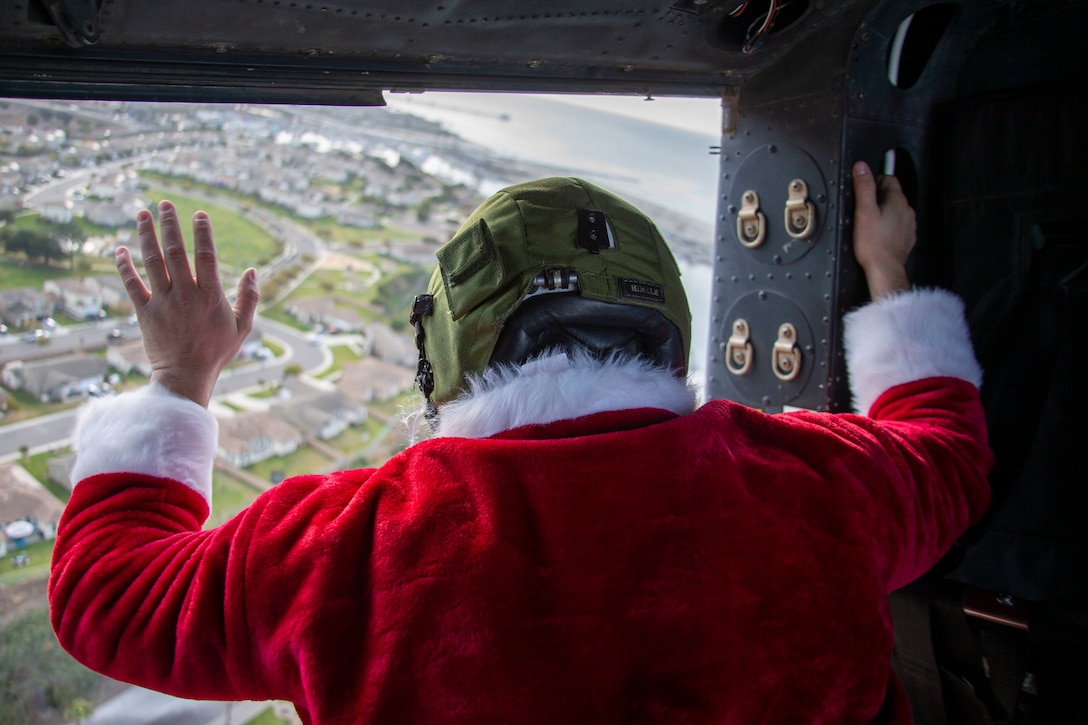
xmin=70 ymin=382 xmax=218 ymax=506
xmin=843 ymin=288 xmax=983 ymax=415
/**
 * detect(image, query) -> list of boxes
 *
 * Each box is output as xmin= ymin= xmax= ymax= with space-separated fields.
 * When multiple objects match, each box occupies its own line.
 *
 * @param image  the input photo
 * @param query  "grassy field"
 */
xmin=0 ymin=539 xmax=54 ymax=585
xmin=142 ymin=186 xmax=280 ymax=273
xmin=264 ymin=254 xmax=427 ymax=336
xmin=325 ymin=421 xmax=379 ymax=456
xmin=206 ymin=470 xmax=263 ymax=528
xmin=248 ymin=706 xmax=294 ymax=725
xmin=306 ymin=215 xmax=418 ymax=244
xmin=247 ymin=446 xmax=336 ymax=481
xmin=18 ymin=448 xmax=72 ymax=502
xmin=317 ymin=342 xmax=364 ymax=379
xmin=0 ymin=387 xmax=83 ymax=426
xmin=0 ymin=255 xmax=78 ymax=290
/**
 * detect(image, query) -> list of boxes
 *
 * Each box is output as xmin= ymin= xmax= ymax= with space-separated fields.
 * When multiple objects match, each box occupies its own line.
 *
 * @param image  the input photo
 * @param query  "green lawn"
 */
xmin=248 ymin=706 xmax=294 ymax=725
xmin=325 ymin=422 xmax=376 ymax=456
xmin=18 ymin=449 xmax=72 ymax=502
xmin=260 ymin=304 xmax=306 ymax=330
xmin=317 ymin=342 xmax=363 ymax=379
xmin=206 ymin=470 xmax=263 ymax=528
xmin=246 ymin=446 xmax=336 ymax=481
xmin=0 ymin=387 xmax=82 ymax=426
xmin=0 ymin=539 xmax=54 ymax=585
xmin=305 ymin=216 xmax=418 ymax=245
xmin=0 ymin=255 xmax=74 ymax=290
xmin=264 ymin=256 xmax=426 ymax=336
xmin=142 ymin=186 xmax=280 ymax=273
xmin=249 ymin=383 xmax=284 ymax=399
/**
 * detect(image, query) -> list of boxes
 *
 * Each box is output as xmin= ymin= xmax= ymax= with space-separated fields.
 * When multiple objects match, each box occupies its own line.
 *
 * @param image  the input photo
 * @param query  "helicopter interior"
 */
xmin=2 ymin=1 xmax=1086 ymax=722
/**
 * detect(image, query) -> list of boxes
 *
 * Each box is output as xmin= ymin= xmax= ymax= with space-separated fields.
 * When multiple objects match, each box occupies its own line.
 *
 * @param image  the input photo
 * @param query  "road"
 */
xmin=82 ymin=686 xmax=270 ymax=725
xmin=0 ymin=317 xmax=133 ymax=366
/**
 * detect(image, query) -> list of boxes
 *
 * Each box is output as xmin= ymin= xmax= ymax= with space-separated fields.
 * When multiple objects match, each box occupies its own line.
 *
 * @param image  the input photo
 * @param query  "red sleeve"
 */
xmin=779 ymin=376 xmax=992 ymax=592
xmin=49 ymin=467 xmax=377 ymax=704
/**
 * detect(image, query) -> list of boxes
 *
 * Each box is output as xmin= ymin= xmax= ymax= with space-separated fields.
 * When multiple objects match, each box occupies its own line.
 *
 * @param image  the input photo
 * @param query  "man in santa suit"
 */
xmin=50 ymin=162 xmax=990 ymax=724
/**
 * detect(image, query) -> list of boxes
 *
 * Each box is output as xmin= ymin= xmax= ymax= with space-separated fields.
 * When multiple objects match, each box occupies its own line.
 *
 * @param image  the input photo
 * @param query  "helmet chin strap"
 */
xmin=410 ymin=294 xmax=438 ymax=419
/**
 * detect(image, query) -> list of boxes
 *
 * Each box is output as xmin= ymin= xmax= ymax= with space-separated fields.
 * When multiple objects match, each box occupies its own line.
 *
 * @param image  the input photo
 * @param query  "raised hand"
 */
xmin=851 ymin=161 xmax=916 ymax=300
xmin=116 ymin=201 xmax=260 ymax=407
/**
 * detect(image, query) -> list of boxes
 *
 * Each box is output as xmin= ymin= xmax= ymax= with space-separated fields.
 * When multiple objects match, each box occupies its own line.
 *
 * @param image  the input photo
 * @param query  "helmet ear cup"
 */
xmin=491 ymin=294 xmax=687 ymax=375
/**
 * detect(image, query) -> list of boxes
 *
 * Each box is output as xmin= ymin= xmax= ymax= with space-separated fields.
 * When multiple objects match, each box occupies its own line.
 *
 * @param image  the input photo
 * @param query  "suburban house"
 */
xmin=368 ymin=322 xmax=416 ymax=367
xmin=237 ymin=327 xmax=264 ymax=360
xmin=1 ymin=354 xmax=108 ymax=402
xmin=0 ymin=462 xmax=66 ymax=552
xmin=272 ymin=390 xmax=368 ymax=441
xmin=37 ymin=199 xmax=75 ymax=223
xmin=336 ymin=357 xmax=416 ymax=404
xmin=383 ymin=241 xmax=442 ymax=266
xmin=216 ymin=411 xmax=302 ymax=468
xmin=47 ymin=452 xmax=77 ymax=491
xmin=43 ymin=277 xmax=103 ymax=319
xmin=86 ymin=273 xmax=133 ymax=313
xmin=0 ymin=287 xmax=54 ymax=328
xmin=335 ymin=209 xmax=380 ymax=229
xmin=106 ymin=339 xmax=152 ymax=377
xmin=83 ymin=192 xmax=147 ymax=228
xmin=285 ymin=297 xmax=366 ymax=332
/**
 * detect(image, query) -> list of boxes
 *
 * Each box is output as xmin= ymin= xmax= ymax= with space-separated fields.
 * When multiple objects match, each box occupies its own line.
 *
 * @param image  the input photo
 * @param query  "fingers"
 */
xmin=157 ymin=201 xmax=195 ymax=290
xmin=191 ymin=211 xmax=222 ymax=292
xmin=115 ymin=245 xmax=151 ymax=309
xmin=851 ymin=161 xmax=880 ymax=217
xmin=233 ymin=268 xmax=261 ymax=330
xmin=137 ymin=207 xmax=171 ymax=294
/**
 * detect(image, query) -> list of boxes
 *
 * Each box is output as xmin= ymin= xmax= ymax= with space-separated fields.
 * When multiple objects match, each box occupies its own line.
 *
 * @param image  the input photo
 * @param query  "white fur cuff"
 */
xmin=70 ymin=382 xmax=218 ymax=506
xmin=844 ymin=288 xmax=983 ymax=415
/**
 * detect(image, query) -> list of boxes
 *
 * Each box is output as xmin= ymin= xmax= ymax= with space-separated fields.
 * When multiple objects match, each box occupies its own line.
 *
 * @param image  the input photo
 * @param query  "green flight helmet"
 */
xmin=410 ymin=177 xmax=692 ymax=411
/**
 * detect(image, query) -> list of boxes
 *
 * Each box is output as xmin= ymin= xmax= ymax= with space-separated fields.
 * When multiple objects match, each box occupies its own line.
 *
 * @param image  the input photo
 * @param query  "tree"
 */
xmin=53 ymin=221 xmax=85 ymax=270
xmin=3 ymin=229 xmax=61 ymax=263
xmin=63 ymin=697 xmax=94 ymax=724
xmin=0 ymin=608 xmax=101 ymax=725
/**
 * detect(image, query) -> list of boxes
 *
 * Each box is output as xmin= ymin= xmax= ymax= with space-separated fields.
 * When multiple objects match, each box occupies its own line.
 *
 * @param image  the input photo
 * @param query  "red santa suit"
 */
xmin=49 ymin=288 xmax=991 ymax=724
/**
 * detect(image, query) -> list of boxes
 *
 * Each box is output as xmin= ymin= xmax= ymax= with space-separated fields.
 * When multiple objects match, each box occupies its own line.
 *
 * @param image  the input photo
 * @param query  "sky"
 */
xmin=385 ymin=91 xmax=724 ymax=140
xmin=545 ymin=94 xmax=724 ymax=137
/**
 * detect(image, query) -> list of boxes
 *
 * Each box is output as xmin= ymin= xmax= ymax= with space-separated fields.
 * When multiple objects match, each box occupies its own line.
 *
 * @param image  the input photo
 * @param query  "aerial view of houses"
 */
xmin=0 ymin=98 xmax=501 ymax=722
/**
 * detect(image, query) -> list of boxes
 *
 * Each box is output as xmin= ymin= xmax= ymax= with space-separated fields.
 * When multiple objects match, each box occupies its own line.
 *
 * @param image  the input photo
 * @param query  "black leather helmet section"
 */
xmin=490 ymin=294 xmax=688 ymax=376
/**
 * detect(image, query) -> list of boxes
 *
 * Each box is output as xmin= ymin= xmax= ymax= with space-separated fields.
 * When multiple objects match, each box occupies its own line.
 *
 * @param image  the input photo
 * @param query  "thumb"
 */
xmin=852 ymin=161 xmax=880 ymax=218
xmin=234 ymin=267 xmax=260 ymax=328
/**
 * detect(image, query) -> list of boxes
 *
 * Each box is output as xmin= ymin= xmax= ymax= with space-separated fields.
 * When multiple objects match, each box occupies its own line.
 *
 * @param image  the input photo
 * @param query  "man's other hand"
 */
xmin=851 ymin=161 xmax=916 ymax=301
xmin=116 ymin=200 xmax=260 ymax=407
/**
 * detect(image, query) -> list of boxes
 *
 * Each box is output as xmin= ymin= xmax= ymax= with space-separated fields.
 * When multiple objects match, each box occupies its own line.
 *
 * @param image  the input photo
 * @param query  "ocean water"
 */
xmin=386 ymin=93 xmax=722 ymax=222
xmin=386 ymin=92 xmax=721 ymax=390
